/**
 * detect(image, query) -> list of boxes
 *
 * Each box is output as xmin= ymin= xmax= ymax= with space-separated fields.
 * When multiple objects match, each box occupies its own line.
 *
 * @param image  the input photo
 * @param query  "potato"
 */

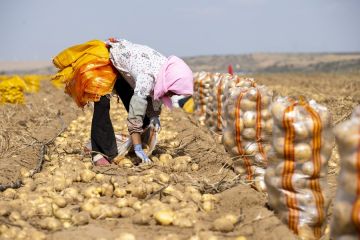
xmin=81 ymin=198 xmax=100 ymax=212
xmin=71 ymin=211 xmax=90 ymax=226
xmin=243 ymin=142 xmax=258 ymax=155
xmin=159 ymin=154 xmax=173 ymax=165
xmin=54 ymin=208 xmax=73 ymax=220
xmin=0 ymin=202 xmax=11 ymax=216
xmin=240 ymin=99 xmax=256 ymax=111
xmin=132 ymin=201 xmax=143 ymax=211
xmin=9 ymin=211 xmax=21 ymax=222
xmin=191 ymin=163 xmax=199 ymax=171
xmin=114 ymin=233 xmax=136 ymax=240
xmin=254 ymin=177 xmax=266 ymax=192
xmin=132 ymin=213 xmax=151 ymax=225
xmin=297 ymin=225 xmax=317 ymax=240
xmin=80 ymin=169 xmax=96 ymax=183
xmin=52 ymin=196 xmax=67 ymax=208
xmin=154 ymin=210 xmax=174 ymax=225
xmin=128 ymin=184 xmax=147 ymax=199
xmin=156 ymin=172 xmax=170 ymax=184
xmin=202 ymin=201 xmax=214 ymax=212
xmin=83 ymin=186 xmax=101 ymax=198
xmin=222 ymin=130 xmax=236 ymax=148
xmin=243 ymin=111 xmax=256 ymax=128
xmin=120 ymin=207 xmax=136 ymax=218
xmin=264 ymin=119 xmax=273 ymax=134
xmin=294 ymin=143 xmax=312 ymax=163
xmin=3 ymin=188 xmax=17 ymax=199
xmin=173 ymin=216 xmax=194 ymax=228
xmin=39 ymin=217 xmax=62 ymax=231
xmin=118 ymin=158 xmax=134 ymax=168
xmin=261 ymin=109 xmax=271 ymax=120
xmin=293 ymin=122 xmax=310 ymax=140
xmin=212 ymin=216 xmax=235 ymax=232
xmin=100 ymin=183 xmax=114 ymax=197
xmin=271 ymin=100 xmax=287 ymax=124
xmin=242 ymin=128 xmax=256 ymax=140
xmin=114 ymin=188 xmax=127 ymax=198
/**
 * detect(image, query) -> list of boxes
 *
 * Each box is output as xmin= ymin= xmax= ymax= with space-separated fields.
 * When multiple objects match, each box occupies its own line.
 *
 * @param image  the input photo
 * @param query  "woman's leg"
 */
xmin=91 ymin=95 xmax=118 ymax=161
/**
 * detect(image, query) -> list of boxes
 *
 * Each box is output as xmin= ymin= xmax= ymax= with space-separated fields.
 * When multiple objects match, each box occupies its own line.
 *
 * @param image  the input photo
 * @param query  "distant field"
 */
xmin=184 ymin=52 xmax=360 ymax=73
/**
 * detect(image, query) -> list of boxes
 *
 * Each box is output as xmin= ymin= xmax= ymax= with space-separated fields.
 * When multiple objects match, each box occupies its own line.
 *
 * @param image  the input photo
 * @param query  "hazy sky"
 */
xmin=0 ymin=0 xmax=359 ymax=61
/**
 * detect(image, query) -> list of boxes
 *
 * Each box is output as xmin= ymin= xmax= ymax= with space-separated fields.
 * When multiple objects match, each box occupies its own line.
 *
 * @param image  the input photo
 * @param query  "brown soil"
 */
xmin=0 ymin=80 xmax=81 ymax=186
xmin=0 ymin=72 xmax=359 ymax=239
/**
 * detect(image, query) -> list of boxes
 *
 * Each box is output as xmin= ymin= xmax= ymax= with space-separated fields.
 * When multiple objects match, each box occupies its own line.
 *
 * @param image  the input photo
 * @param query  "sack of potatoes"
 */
xmin=205 ymin=73 xmax=256 ymax=134
xmin=204 ymin=73 xmax=223 ymax=132
xmin=331 ymin=106 xmax=360 ymax=239
xmin=193 ymin=72 xmax=215 ymax=125
xmin=221 ymin=75 xmax=257 ymax=130
xmin=222 ymin=84 xmax=273 ymax=192
xmin=265 ymin=97 xmax=334 ymax=240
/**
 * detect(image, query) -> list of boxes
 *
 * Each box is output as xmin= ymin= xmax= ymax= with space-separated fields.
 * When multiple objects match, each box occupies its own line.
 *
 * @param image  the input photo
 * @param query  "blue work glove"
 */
xmin=149 ymin=116 xmax=161 ymax=132
xmin=134 ymin=144 xmax=152 ymax=164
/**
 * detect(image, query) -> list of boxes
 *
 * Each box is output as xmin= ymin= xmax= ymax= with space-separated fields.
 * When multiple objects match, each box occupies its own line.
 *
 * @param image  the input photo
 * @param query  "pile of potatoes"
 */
xmin=0 ymin=103 xmax=221 ymax=239
xmin=265 ymin=97 xmax=333 ymax=239
xmin=222 ymin=85 xmax=273 ymax=192
xmin=331 ymin=106 xmax=360 ymax=239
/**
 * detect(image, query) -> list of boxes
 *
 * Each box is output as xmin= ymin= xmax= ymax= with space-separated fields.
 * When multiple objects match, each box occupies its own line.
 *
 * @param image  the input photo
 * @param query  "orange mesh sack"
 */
xmin=222 ymin=85 xmax=273 ymax=192
xmin=265 ymin=97 xmax=334 ymax=239
xmin=66 ymin=59 xmax=117 ymax=107
xmin=331 ymin=106 xmax=360 ymax=239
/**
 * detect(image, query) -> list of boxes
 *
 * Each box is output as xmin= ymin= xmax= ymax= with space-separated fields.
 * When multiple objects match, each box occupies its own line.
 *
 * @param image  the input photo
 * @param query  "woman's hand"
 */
xmin=134 ymin=144 xmax=151 ymax=164
xmin=149 ymin=116 xmax=161 ymax=132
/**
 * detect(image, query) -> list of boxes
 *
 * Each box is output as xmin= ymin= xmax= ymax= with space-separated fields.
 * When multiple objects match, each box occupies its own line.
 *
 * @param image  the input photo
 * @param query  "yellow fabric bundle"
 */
xmin=183 ymin=97 xmax=194 ymax=113
xmin=0 ymin=75 xmax=26 ymax=104
xmin=52 ymin=39 xmax=117 ymax=107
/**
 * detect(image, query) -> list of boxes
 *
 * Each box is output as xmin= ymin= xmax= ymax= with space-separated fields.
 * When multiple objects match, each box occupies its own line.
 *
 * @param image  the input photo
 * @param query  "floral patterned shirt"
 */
xmin=107 ymin=39 xmax=166 ymax=134
xmin=108 ymin=39 xmax=166 ymax=100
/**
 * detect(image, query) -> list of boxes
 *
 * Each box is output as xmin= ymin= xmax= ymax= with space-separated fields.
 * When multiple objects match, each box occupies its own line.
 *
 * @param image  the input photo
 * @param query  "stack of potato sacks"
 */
xmin=265 ymin=97 xmax=333 ymax=239
xmin=331 ymin=106 xmax=360 ymax=239
xmin=0 ymin=75 xmax=27 ymax=104
xmin=222 ymin=83 xmax=273 ymax=192
xmin=193 ymin=72 xmax=214 ymax=125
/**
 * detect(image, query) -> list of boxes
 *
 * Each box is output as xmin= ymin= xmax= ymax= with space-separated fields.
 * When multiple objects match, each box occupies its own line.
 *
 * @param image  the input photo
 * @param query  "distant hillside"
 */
xmin=183 ymin=53 xmax=360 ymax=73
xmin=1 ymin=53 xmax=360 ymax=75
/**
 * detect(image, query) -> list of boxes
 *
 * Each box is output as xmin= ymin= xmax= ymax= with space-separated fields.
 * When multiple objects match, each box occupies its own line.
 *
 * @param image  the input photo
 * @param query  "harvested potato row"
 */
xmin=222 ymin=85 xmax=273 ymax=192
xmin=265 ymin=97 xmax=334 ymax=240
xmin=331 ymin=106 xmax=360 ymax=239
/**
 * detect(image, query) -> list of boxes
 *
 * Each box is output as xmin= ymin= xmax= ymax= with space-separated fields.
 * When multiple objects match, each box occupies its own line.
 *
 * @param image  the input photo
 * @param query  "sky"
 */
xmin=0 ymin=0 xmax=359 ymax=61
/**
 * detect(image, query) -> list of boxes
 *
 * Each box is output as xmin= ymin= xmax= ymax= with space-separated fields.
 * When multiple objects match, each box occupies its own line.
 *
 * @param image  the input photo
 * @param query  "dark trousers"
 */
xmin=91 ymin=75 xmax=150 ymax=161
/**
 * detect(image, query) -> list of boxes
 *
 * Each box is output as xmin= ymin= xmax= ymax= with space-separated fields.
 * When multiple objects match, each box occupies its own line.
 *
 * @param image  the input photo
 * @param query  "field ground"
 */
xmin=0 ymin=72 xmax=359 ymax=239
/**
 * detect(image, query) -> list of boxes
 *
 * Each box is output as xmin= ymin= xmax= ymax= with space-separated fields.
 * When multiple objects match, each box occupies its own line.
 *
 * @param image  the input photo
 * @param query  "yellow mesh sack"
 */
xmin=23 ymin=75 xmax=41 ymax=93
xmin=0 ymin=75 xmax=26 ymax=104
xmin=52 ymin=40 xmax=110 ymax=85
